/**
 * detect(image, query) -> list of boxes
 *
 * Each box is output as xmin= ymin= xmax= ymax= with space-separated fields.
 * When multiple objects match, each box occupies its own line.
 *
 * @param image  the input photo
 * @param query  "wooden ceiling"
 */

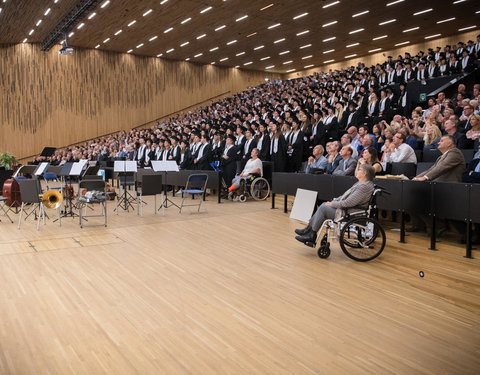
xmin=0 ymin=0 xmax=478 ymax=73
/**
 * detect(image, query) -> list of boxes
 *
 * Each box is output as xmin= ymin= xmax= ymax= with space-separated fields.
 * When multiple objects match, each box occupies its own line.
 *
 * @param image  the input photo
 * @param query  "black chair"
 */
xmin=390 ymin=163 xmax=417 ymax=179
xmin=422 ymin=149 xmax=442 ymax=162
xmin=138 ymin=174 xmax=163 ymax=216
xmin=17 ymin=179 xmax=45 ymax=230
xmin=460 ymin=149 xmax=475 ymax=164
xmin=414 ymin=149 xmax=423 ymax=163
xmin=416 ymin=162 xmax=434 ymax=175
xmin=77 ymin=180 xmax=107 ymax=228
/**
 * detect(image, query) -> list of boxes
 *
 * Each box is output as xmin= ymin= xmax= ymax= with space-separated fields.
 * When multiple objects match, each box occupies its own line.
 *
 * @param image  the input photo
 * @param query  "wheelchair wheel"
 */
xmin=250 ymin=177 xmax=270 ymax=201
xmin=239 ymin=194 xmax=247 ymax=203
xmin=339 ymin=217 xmax=386 ymax=262
xmin=317 ymin=234 xmax=330 ymax=259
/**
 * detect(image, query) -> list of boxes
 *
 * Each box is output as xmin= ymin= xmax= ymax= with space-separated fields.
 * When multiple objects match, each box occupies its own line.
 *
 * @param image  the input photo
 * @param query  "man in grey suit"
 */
xmin=295 ymin=164 xmax=375 ymax=245
xmin=332 ymin=146 xmax=358 ymax=176
xmin=413 ymin=135 xmax=465 ymax=182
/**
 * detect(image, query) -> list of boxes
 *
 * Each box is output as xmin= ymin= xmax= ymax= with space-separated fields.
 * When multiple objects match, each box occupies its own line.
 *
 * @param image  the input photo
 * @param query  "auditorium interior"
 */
xmin=0 ymin=0 xmax=480 ymax=374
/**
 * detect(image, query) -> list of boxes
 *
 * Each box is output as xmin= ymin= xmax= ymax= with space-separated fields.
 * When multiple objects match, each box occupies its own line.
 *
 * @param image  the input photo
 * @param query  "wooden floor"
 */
xmin=0 ymin=193 xmax=479 ymax=375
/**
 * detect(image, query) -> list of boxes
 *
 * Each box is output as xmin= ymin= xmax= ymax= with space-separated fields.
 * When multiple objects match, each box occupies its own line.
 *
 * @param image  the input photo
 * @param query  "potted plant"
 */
xmin=0 ymin=153 xmax=18 ymax=170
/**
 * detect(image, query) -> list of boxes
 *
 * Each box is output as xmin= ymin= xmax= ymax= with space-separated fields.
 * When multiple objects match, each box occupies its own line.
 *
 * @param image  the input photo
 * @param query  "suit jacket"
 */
xmin=332 ymin=158 xmax=358 ymax=176
xmin=195 ymin=143 xmax=213 ymax=170
xmin=462 ymin=159 xmax=480 ymax=183
xmin=326 ymin=154 xmax=343 ymax=174
xmin=416 ymin=148 xmax=465 ymax=182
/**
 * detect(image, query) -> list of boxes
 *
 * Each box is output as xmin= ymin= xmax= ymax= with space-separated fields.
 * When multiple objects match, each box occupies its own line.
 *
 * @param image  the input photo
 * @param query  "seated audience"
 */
xmin=305 ymin=145 xmax=328 ymax=174
xmin=332 ymin=146 xmax=357 ymax=176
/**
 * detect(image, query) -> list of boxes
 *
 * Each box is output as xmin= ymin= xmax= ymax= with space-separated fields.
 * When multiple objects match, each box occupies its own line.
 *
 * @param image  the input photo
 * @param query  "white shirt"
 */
xmin=389 ymin=143 xmax=417 ymax=164
xmin=243 ymin=157 xmax=263 ymax=176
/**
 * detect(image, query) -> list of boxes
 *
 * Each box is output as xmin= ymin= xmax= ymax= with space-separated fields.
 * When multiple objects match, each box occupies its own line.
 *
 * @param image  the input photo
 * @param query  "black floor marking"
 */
xmin=27 ymin=241 xmax=38 ymax=252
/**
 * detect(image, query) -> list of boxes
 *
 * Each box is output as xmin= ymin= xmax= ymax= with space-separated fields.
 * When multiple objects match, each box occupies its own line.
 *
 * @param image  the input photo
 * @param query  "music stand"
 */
xmin=34 ymin=162 xmax=50 ymax=177
xmin=56 ymin=162 xmax=83 ymax=219
xmin=114 ymin=160 xmax=138 ymax=212
xmin=152 ymin=160 xmax=180 ymax=210
xmin=40 ymin=147 xmax=56 ymax=158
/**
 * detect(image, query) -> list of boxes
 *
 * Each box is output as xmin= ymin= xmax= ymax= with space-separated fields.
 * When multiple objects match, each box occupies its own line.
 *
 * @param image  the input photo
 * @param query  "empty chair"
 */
xmin=77 ymin=179 xmax=107 ymax=228
xmin=460 ymin=149 xmax=475 ymax=164
xmin=43 ymin=172 xmax=61 ymax=191
xmin=179 ymin=174 xmax=208 ymax=213
xmin=416 ymin=162 xmax=435 ymax=176
xmin=17 ymin=179 xmax=45 ymax=230
xmin=137 ymin=174 xmax=163 ymax=216
xmin=414 ymin=149 xmax=423 ymax=163
xmin=390 ymin=162 xmax=417 ymax=179
xmin=422 ymin=149 xmax=442 ymax=162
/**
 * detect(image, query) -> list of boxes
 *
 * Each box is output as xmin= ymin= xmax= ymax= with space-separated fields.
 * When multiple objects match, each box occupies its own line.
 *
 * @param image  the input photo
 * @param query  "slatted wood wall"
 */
xmin=0 ymin=44 xmax=280 ymax=159
xmin=286 ymin=31 xmax=479 ymax=78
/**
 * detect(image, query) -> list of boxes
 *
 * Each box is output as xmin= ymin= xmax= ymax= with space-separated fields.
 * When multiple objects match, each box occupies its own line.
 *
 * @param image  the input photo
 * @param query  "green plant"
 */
xmin=0 ymin=153 xmax=18 ymax=170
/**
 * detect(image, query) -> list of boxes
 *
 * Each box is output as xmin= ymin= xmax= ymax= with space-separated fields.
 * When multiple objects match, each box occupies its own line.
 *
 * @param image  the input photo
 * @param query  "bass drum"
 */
xmin=2 ymin=178 xmax=22 ymax=207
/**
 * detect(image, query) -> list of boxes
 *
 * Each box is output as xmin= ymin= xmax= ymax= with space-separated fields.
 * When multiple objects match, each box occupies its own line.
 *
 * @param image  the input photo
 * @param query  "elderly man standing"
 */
xmin=305 ymin=145 xmax=328 ymax=174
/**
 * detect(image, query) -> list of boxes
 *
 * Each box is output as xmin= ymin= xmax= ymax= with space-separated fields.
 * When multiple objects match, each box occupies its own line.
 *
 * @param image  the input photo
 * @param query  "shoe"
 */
xmin=295 ymin=232 xmax=317 ymax=244
xmin=295 ymin=225 xmax=312 ymax=235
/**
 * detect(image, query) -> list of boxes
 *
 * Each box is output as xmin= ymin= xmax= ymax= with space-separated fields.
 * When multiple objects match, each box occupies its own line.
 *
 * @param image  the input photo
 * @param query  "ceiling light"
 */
xmin=236 ymin=51 xmax=245 ymax=56
xmin=114 ymin=29 xmax=122 ymax=35
xmin=372 ymin=35 xmax=388 ymax=40
xmin=286 ymin=69 xmax=296 ymax=73
xmin=166 ymin=48 xmax=174 ymax=53
xmin=368 ymin=48 xmax=382 ymax=52
xmin=196 ymin=34 xmax=206 ymax=39
xmin=227 ymin=40 xmax=237 ymax=45
xmin=68 ymin=32 xmax=74 ymax=38
xmin=437 ymin=17 xmax=455 ymax=23
xmin=28 ymin=29 xmax=34 ymax=35
xmin=403 ymin=27 xmax=419 ymax=32
xmin=236 ymin=15 xmax=248 ymax=22
xmin=164 ymin=27 xmax=173 ymax=33
xmin=180 ymin=42 xmax=189 ymax=47
xmin=300 ymin=44 xmax=312 ymax=49
xmin=136 ymin=43 xmax=144 ymax=48
xmin=254 ymin=45 xmax=264 ymax=50
xmin=22 ymin=38 xmax=28 ymax=43
xmin=247 ymin=32 xmax=257 ymax=37
xmin=128 ymin=20 xmax=136 ymax=27
xmin=296 ymin=30 xmax=309 ymax=36
xmin=323 ymin=1 xmax=340 ymax=8
xmin=323 ymin=49 xmax=334 ymax=54
xmin=323 ymin=59 xmax=334 ymax=63
xmin=323 ymin=37 xmax=336 ymax=42
xmin=345 ymin=54 xmax=357 ymax=58
xmin=181 ymin=17 xmax=191 ymax=24
xmin=157 ymin=53 xmax=163 ymax=57
xmin=194 ymin=53 xmax=203 ymax=57
xmin=293 ymin=12 xmax=308 ymax=20
xmin=274 ymin=38 xmax=285 ymax=43
xmin=386 ymin=0 xmax=404 ymax=5
xmin=304 ymin=64 xmax=314 ymax=68
xmin=143 ymin=9 xmax=153 ymax=16
xmin=458 ymin=25 xmax=476 ymax=31
xmin=260 ymin=4 xmax=274 ymax=11
xmin=425 ymin=34 xmax=441 ymax=39
xmin=160 ymin=0 xmax=168 ymax=4
xmin=44 ymin=8 xmax=51 ymax=16
xmin=200 ymin=6 xmax=212 ymax=13
xmin=215 ymin=25 xmax=226 ymax=31
xmin=244 ymin=61 xmax=253 ymax=65
xmin=149 ymin=36 xmax=158 ymax=41
xmin=379 ymin=19 xmax=396 ymax=25
xmin=346 ymin=43 xmax=359 ymax=47
xmin=210 ymin=46 xmax=219 ymax=51
xmin=302 ymin=55 xmax=313 ymax=59
xmin=352 ymin=10 xmax=369 ymax=17
xmin=211 ymin=62 xmax=215 ymax=65
xmin=279 ymin=50 xmax=290 ymax=55
xmin=235 ymin=65 xmax=240 ymax=68
xmin=96 ymin=45 xmax=101 ymax=49
xmin=395 ymin=41 xmax=410 ymax=46
xmin=127 ymin=49 xmax=132 ymax=53
xmin=265 ymin=66 xmax=274 ymax=70
xmin=220 ymin=57 xmax=229 ymax=62
xmin=349 ymin=28 xmax=364 ymax=34
xmin=283 ymin=60 xmax=293 ymax=64
xmin=268 ymin=23 xmax=281 ymax=29
xmin=36 ymin=20 xmax=43 ymax=26
xmin=101 ymin=0 xmax=110 ymax=8
xmin=185 ymin=58 xmax=190 ymax=61
xmin=453 ymin=0 xmax=467 ymax=3
xmin=260 ymin=56 xmax=271 ymax=60
xmin=413 ymin=8 xmax=433 ymax=15
xmin=322 ymin=21 xmax=337 ymax=27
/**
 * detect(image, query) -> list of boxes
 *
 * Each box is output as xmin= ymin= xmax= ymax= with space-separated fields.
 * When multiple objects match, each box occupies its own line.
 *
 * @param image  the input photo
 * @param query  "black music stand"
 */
xmin=152 ymin=161 xmax=180 ymax=210
xmin=57 ymin=162 xmax=82 ymax=219
xmin=40 ymin=147 xmax=56 ymax=158
xmin=114 ymin=161 xmax=137 ymax=212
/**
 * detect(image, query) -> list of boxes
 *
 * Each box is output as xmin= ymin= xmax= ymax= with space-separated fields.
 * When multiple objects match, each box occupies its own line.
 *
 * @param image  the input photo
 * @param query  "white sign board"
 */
xmin=290 ymin=188 xmax=318 ymax=224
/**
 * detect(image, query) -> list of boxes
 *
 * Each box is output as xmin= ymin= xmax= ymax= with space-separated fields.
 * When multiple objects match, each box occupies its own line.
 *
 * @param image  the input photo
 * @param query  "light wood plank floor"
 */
xmin=0 ymin=194 xmax=479 ymax=374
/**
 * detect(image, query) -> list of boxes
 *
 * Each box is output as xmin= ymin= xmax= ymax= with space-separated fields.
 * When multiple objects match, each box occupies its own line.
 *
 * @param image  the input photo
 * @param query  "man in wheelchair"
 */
xmin=228 ymin=148 xmax=263 ymax=196
xmin=295 ymin=163 xmax=375 ymax=245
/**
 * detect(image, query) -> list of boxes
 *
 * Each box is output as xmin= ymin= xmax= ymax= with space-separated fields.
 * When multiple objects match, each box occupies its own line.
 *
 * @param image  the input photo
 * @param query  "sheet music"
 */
xmin=70 ymin=162 xmax=85 ymax=176
xmin=34 ymin=162 xmax=50 ymax=176
xmin=125 ymin=161 xmax=138 ymax=172
xmin=151 ymin=161 xmax=179 ymax=172
xmin=114 ymin=161 xmax=125 ymax=172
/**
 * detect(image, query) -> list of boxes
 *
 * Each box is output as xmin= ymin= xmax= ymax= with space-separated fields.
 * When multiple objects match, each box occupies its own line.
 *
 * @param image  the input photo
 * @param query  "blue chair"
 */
xmin=43 ymin=172 xmax=61 ymax=191
xmin=179 ymin=174 xmax=208 ymax=213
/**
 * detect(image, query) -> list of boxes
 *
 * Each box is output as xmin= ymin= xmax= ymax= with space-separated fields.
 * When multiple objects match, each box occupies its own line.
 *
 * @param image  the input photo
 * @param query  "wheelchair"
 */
xmin=305 ymin=186 xmax=388 ymax=262
xmin=228 ymin=174 xmax=270 ymax=202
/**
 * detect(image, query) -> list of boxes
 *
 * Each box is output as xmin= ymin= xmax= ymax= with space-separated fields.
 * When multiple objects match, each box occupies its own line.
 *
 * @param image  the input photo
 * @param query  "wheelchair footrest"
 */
xmin=304 ymin=241 xmax=316 ymax=248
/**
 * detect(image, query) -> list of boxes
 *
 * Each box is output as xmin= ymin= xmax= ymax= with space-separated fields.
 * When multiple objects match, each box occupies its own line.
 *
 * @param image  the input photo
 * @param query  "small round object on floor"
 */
xmin=317 ymin=244 xmax=330 ymax=259
xmin=419 ymin=270 xmax=424 ymax=278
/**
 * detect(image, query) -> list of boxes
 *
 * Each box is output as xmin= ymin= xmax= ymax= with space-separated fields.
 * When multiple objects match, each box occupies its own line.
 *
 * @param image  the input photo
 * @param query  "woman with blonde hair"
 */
xmin=466 ymin=114 xmax=480 ymax=141
xmin=423 ymin=124 xmax=443 ymax=151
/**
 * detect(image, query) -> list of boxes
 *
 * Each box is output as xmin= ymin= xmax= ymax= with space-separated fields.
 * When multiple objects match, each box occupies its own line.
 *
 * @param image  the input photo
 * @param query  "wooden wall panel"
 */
xmin=286 ymin=30 xmax=480 ymax=79
xmin=0 ymin=44 xmax=279 ymax=159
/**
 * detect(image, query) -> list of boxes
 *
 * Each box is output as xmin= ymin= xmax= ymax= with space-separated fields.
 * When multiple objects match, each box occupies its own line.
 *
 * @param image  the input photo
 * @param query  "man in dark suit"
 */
xmin=241 ymin=128 xmax=257 ymax=169
xmin=443 ymin=118 xmax=470 ymax=149
xmin=220 ymin=135 xmax=238 ymax=186
xmin=460 ymin=50 xmax=474 ymax=73
xmin=193 ymin=134 xmax=212 ymax=170
xmin=332 ymin=146 xmax=358 ymax=176
xmin=457 ymin=104 xmax=475 ymax=133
